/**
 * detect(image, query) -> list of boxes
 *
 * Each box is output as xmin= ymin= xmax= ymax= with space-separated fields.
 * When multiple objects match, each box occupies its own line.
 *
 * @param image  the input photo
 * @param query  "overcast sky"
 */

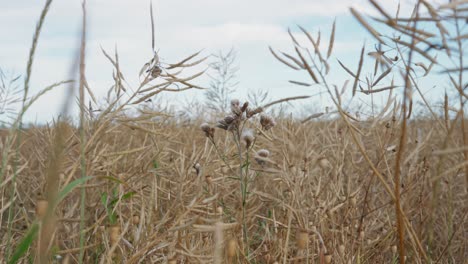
xmin=1 ymin=0 xmax=444 ymax=123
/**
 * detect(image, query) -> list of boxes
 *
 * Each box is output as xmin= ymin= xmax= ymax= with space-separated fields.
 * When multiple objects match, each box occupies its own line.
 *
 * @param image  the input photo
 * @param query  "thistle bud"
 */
xmin=150 ymin=66 xmax=162 ymax=78
xmin=246 ymin=107 xmax=263 ymax=118
xmin=260 ymin=114 xmax=276 ymax=130
xmin=224 ymin=115 xmax=236 ymax=124
xmin=241 ymin=102 xmax=249 ymax=112
xmin=200 ymin=123 xmax=215 ymax=139
xmin=216 ymin=120 xmax=228 ymax=130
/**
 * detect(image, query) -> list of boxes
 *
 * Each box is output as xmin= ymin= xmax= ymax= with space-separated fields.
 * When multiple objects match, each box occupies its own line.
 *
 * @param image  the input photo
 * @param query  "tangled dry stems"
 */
xmin=1 ymin=0 xmax=468 ymax=263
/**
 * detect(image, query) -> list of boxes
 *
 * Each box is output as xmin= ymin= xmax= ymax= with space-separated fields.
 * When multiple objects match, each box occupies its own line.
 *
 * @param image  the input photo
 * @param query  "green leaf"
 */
xmin=154 ymin=160 xmax=159 ymax=168
xmin=57 ymin=176 xmax=93 ymax=204
xmin=101 ymin=192 xmax=108 ymax=208
xmin=8 ymin=222 xmax=39 ymax=264
xmin=109 ymin=191 xmax=136 ymax=207
xmin=121 ymin=191 xmax=136 ymax=200
xmin=109 ymin=212 xmax=117 ymax=225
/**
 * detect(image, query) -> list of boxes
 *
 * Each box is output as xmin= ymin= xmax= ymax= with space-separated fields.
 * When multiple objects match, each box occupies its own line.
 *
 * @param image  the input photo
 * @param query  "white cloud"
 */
xmin=0 ymin=0 xmax=427 ymax=123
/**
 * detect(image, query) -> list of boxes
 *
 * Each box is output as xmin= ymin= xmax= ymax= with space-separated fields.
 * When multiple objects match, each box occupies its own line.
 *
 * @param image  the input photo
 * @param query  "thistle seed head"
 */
xmin=217 ymin=115 xmax=239 ymax=131
xmin=246 ymin=107 xmax=263 ymax=118
xmin=150 ymin=66 xmax=162 ymax=78
xmin=241 ymin=129 xmax=255 ymax=148
xmin=254 ymin=149 xmax=271 ymax=166
xmin=224 ymin=115 xmax=236 ymax=124
xmin=216 ymin=120 xmax=228 ymax=130
xmin=193 ymin=163 xmax=201 ymax=176
xmin=230 ymin=99 xmax=241 ymax=115
xmin=241 ymin=102 xmax=249 ymax=112
xmin=257 ymin=149 xmax=270 ymax=158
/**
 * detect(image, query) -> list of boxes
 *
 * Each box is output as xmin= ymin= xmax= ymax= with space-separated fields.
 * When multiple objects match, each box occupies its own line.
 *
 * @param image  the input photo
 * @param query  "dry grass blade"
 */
xmin=297 ymin=25 xmax=317 ymax=50
xmin=23 ymin=0 xmax=53 ymax=103
xmin=352 ymin=45 xmax=365 ymax=96
xmin=301 ymin=112 xmax=324 ymax=123
xmin=372 ymin=66 xmax=393 ymax=87
xmin=262 ymin=95 xmax=310 ymax=109
xmin=294 ymin=47 xmax=319 ymax=83
xmin=350 ymin=8 xmax=385 ymax=44
xmin=102 ymin=146 xmax=150 ymax=157
xmin=287 ymin=28 xmax=300 ymax=46
xmin=444 ymin=91 xmax=450 ymax=130
xmin=337 ymin=60 xmax=356 ymax=78
xmin=327 ymin=19 xmax=336 ymax=59
xmin=361 ymin=85 xmax=398 ymax=94
xmin=78 ymin=1 xmax=88 ymax=263
xmin=165 ymin=70 xmax=206 ymax=83
xmin=288 ymin=80 xmax=311 ymax=86
xmin=451 ymin=33 xmax=468 ymax=40
xmin=449 ymin=76 xmax=468 ymax=99
xmin=163 ymin=71 xmax=206 ymax=89
xmin=297 ymin=25 xmax=326 ymax=64
xmin=268 ymin=46 xmax=300 ymax=70
xmin=150 ymin=0 xmax=155 ymax=51
xmin=371 ymin=17 xmax=437 ymax=47
xmin=281 ymin=51 xmax=305 ymax=69
xmin=424 ymin=55 xmax=436 ymax=76
xmin=132 ymin=87 xmax=176 ymax=105
xmin=83 ymin=77 xmax=97 ymax=103
xmin=15 ymin=81 xmax=73 ymax=124
xmin=169 ymin=56 xmax=208 ymax=69
xmin=392 ymin=22 xmax=436 ymax=38
xmin=316 ymin=29 xmax=321 ymax=47
xmin=440 ymin=66 xmax=468 ymax=73
xmin=334 ymin=84 xmax=342 ymax=105
xmin=166 ymin=50 xmax=205 ymax=69
xmin=421 ymin=0 xmax=449 ymax=54
xmin=393 ymin=38 xmax=438 ymax=64
xmin=100 ymin=47 xmax=117 ymax=68
xmin=370 ymin=0 xmax=394 ymax=22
